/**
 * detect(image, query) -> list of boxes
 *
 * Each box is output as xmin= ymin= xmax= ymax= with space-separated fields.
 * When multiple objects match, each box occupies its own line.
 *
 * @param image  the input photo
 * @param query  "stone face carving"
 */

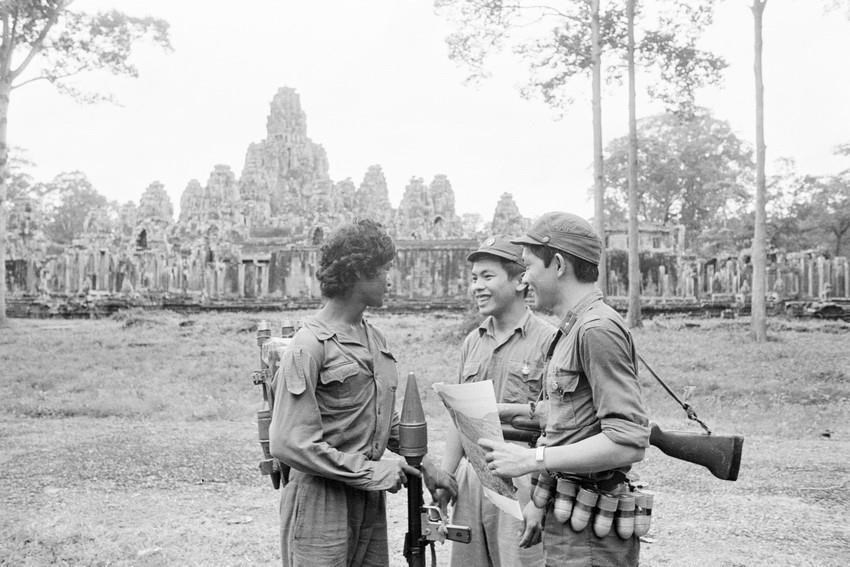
xmin=396 ymin=174 xmax=464 ymax=239
xmin=355 ymin=165 xmax=394 ymax=226
xmin=428 ymin=175 xmax=464 ymax=239
xmin=138 ymin=181 xmax=174 ymax=223
xmin=4 ymin=86 xmax=525 ymax=302
xmin=118 ymin=202 xmax=138 ymax=237
xmin=491 ymin=192 xmax=527 ymax=237
xmin=397 ymin=176 xmax=431 ymax=239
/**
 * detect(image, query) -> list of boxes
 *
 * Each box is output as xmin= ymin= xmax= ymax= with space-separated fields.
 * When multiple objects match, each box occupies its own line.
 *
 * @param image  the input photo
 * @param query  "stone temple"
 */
xmin=6 ymin=87 xmax=848 ymax=312
xmin=5 ymin=88 xmax=525 ymax=304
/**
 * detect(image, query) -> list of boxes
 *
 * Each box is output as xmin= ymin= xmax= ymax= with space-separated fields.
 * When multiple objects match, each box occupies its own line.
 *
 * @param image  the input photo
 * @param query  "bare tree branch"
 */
xmin=10 ymin=73 xmax=56 ymax=90
xmin=10 ymin=11 xmax=59 ymax=81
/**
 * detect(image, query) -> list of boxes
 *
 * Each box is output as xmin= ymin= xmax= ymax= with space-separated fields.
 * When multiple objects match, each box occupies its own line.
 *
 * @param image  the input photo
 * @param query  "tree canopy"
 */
xmin=782 ymin=171 xmax=850 ymax=257
xmin=32 ymin=170 xmax=110 ymax=243
xmin=1 ymin=1 xmax=171 ymax=100
xmin=602 ymin=109 xmax=753 ymax=247
xmin=1 ymin=1 xmax=171 ymax=325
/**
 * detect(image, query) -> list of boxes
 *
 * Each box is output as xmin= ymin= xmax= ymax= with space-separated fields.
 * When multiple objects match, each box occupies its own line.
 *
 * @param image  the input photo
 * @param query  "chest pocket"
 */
xmin=375 ymin=348 xmax=399 ymax=390
xmin=318 ymin=361 xmax=361 ymax=409
xmin=546 ymin=365 xmax=594 ymax=430
xmin=461 ymin=360 xmax=481 ymax=383
xmin=501 ymin=359 xmax=544 ymax=404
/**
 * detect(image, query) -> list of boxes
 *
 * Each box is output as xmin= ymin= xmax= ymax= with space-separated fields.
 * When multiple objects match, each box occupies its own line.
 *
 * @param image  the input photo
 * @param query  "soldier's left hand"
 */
xmin=421 ymin=458 xmax=458 ymax=503
xmin=387 ymin=461 xmax=422 ymax=493
xmin=478 ymin=438 xmax=535 ymax=478
xmin=519 ymin=500 xmax=545 ymax=548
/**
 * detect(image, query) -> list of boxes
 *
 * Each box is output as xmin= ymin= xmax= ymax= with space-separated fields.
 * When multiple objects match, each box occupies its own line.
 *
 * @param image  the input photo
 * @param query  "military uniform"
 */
xmin=451 ymin=309 xmax=553 ymax=567
xmin=270 ymin=317 xmax=401 ymax=567
xmin=510 ymin=212 xmax=651 ymax=567
xmin=539 ymin=289 xmax=649 ymax=566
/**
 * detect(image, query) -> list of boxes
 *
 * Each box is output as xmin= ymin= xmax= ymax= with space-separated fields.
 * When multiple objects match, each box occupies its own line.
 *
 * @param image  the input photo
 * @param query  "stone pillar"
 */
xmin=804 ymin=258 xmax=812 ymax=298
xmin=824 ymin=258 xmax=833 ymax=297
xmin=238 ymin=262 xmax=245 ymax=298
xmin=695 ymin=266 xmax=702 ymax=299
xmin=259 ymin=262 xmax=269 ymax=297
xmin=841 ymin=258 xmax=849 ymax=297
xmin=218 ymin=263 xmax=226 ymax=298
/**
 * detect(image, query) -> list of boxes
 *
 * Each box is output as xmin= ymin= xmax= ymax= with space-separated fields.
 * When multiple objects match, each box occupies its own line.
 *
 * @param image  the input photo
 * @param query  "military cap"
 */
xmin=511 ymin=211 xmax=602 ymax=265
xmin=467 ymin=235 xmax=524 ymax=266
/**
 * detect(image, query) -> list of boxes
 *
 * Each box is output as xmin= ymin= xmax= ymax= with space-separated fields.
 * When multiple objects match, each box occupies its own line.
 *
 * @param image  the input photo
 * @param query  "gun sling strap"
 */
xmin=541 ymin=317 xmax=715 ymax=435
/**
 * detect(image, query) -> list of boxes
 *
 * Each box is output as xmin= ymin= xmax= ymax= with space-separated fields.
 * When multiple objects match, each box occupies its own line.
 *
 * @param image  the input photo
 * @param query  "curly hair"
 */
xmin=316 ymin=219 xmax=396 ymax=298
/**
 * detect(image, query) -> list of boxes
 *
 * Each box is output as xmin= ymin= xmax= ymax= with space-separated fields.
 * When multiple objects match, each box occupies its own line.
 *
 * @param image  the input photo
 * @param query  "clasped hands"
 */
xmin=387 ymin=457 xmax=458 ymax=503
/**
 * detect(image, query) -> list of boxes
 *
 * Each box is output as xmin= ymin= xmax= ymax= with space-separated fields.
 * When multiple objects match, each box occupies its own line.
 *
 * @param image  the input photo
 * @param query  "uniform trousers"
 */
xmin=450 ymin=458 xmax=545 ymax=567
xmin=541 ymin=482 xmax=639 ymax=567
xmin=280 ymin=470 xmax=388 ymax=567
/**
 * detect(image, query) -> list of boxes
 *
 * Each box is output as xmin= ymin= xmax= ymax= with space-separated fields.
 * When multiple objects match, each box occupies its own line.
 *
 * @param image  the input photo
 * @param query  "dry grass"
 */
xmin=1 ymin=310 xmax=848 ymax=566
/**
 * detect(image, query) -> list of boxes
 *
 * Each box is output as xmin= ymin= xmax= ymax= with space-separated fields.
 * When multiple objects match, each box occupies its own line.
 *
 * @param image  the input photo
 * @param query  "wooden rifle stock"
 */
xmin=502 ymin=417 xmax=743 ymax=481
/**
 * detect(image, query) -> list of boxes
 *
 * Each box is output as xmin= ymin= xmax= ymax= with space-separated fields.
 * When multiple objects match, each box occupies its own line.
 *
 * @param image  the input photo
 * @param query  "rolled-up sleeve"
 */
xmin=579 ymin=322 xmax=650 ymax=448
xmin=269 ymin=341 xmax=397 ymax=491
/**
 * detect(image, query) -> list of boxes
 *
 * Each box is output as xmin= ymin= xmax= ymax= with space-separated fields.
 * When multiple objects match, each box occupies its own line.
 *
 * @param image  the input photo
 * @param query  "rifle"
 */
xmin=502 ymin=416 xmax=742 ymax=481
xmin=500 ymin=354 xmax=743 ymax=481
xmin=399 ymin=372 xmax=471 ymax=567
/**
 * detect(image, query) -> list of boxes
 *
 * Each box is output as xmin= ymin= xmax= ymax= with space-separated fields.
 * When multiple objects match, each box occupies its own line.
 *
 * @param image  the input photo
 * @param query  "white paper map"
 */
xmin=432 ymin=380 xmax=523 ymax=520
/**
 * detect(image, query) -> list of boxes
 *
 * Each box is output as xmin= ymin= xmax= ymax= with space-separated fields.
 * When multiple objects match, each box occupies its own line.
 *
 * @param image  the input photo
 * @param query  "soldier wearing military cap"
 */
xmin=435 ymin=236 xmax=554 ymax=567
xmin=479 ymin=212 xmax=651 ymax=567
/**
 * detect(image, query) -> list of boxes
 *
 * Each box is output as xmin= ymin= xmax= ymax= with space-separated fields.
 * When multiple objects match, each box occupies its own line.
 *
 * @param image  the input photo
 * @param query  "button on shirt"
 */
xmin=459 ymin=308 xmax=556 ymax=404
xmin=270 ymin=317 xmax=401 ymax=491
xmin=542 ymin=291 xmax=650 ymax=453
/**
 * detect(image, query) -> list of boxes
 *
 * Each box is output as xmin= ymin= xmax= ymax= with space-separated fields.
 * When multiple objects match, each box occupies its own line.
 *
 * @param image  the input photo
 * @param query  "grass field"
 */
xmin=1 ymin=309 xmax=848 ymax=566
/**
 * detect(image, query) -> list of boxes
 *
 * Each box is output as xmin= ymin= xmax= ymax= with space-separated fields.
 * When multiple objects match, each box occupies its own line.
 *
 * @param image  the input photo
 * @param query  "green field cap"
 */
xmin=467 ymin=235 xmax=524 ymax=266
xmin=511 ymin=212 xmax=602 ymax=265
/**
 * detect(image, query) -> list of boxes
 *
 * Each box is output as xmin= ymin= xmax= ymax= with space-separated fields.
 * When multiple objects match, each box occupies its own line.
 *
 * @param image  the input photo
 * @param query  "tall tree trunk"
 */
xmin=0 ymin=79 xmax=10 ymax=327
xmin=626 ymin=0 xmax=641 ymax=328
xmin=591 ymin=0 xmax=607 ymax=295
xmin=751 ymin=0 xmax=767 ymax=341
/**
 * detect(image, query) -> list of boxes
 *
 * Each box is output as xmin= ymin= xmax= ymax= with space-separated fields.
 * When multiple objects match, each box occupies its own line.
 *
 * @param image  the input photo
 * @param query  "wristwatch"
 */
xmin=535 ymin=445 xmax=548 ymax=473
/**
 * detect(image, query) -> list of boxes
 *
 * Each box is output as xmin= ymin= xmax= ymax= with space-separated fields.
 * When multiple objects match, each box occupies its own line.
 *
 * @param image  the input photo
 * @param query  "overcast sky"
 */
xmin=9 ymin=0 xmax=850 ymax=222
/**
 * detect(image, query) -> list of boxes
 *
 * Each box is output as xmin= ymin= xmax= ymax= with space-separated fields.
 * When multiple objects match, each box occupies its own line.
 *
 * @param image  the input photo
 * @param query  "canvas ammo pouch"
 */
xmin=530 ymin=470 xmax=650 ymax=539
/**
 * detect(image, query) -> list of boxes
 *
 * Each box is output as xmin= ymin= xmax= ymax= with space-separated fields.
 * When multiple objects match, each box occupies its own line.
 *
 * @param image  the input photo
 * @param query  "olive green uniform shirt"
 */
xmin=459 ymin=308 xmax=556 ymax=403
xmin=542 ymin=290 xmax=650 ymax=454
xmin=269 ymin=317 xmax=402 ymax=491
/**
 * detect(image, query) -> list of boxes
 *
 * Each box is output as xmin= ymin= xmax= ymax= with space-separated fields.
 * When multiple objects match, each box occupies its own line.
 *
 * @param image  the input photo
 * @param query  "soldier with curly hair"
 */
xmin=270 ymin=219 xmax=457 ymax=566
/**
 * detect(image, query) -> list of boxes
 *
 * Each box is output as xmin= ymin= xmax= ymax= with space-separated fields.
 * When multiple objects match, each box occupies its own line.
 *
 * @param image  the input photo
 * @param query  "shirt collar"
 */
xmin=557 ymin=289 xmax=603 ymax=335
xmin=477 ymin=307 xmax=534 ymax=338
xmin=303 ymin=317 xmax=369 ymax=342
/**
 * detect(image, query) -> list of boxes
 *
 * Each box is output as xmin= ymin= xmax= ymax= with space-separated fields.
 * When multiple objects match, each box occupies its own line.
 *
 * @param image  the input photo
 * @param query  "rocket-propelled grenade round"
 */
xmin=256 ymin=320 xmax=272 ymax=346
xmin=399 ymin=372 xmax=428 ymax=466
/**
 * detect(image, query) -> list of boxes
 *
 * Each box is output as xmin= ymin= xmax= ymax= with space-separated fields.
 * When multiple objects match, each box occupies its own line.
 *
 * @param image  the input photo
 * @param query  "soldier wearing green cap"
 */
xmin=435 ymin=235 xmax=554 ymax=567
xmin=478 ymin=213 xmax=650 ymax=567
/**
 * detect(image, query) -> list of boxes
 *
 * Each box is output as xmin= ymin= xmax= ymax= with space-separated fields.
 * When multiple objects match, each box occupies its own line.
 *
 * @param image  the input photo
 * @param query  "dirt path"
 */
xmin=2 ymin=417 xmax=848 ymax=566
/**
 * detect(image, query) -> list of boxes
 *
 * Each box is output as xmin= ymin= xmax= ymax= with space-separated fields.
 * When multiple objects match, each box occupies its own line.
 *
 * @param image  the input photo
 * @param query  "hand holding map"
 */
xmin=432 ymin=380 xmax=523 ymax=520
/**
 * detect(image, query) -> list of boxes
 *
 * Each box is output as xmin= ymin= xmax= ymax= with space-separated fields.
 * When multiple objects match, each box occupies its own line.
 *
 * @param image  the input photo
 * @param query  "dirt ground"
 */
xmin=1 ymin=312 xmax=848 ymax=566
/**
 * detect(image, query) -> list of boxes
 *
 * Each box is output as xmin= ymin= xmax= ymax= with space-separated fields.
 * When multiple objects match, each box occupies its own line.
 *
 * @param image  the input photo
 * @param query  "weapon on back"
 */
xmin=252 ymin=319 xmax=298 ymax=489
xmin=399 ymin=372 xmax=471 ymax=567
xmin=502 ymin=417 xmax=742 ymax=481
xmin=502 ymin=356 xmax=744 ymax=482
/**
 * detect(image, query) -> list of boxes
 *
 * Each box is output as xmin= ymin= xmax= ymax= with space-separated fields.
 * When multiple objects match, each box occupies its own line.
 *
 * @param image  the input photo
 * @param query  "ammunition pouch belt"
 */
xmin=531 ymin=470 xmax=652 ymax=539
xmin=553 ymin=470 xmax=629 ymax=493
